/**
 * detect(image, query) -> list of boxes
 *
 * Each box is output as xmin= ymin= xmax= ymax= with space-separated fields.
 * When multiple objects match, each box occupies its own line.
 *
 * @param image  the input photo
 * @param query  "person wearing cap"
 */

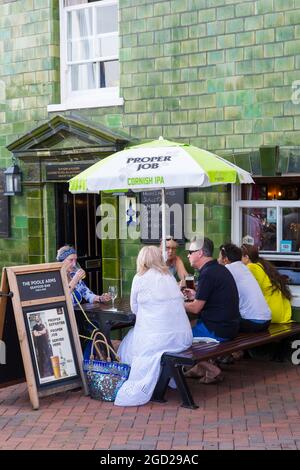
xmin=183 ymin=237 xmax=240 ymax=383
xmin=160 ymin=236 xmax=189 ymax=281
xmin=56 ymin=245 xmax=111 ymax=305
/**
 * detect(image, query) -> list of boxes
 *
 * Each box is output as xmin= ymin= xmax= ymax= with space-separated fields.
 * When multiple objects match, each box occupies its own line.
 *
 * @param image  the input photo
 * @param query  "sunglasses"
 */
xmin=188 ymin=249 xmax=200 ymax=255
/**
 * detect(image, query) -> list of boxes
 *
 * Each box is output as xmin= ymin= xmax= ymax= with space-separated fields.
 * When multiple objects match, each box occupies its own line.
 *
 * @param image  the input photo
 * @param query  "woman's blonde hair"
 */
xmin=137 ymin=246 xmax=169 ymax=275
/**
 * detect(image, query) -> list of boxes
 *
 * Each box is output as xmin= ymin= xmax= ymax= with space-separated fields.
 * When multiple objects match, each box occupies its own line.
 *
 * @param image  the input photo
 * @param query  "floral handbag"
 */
xmin=83 ymin=331 xmax=130 ymax=402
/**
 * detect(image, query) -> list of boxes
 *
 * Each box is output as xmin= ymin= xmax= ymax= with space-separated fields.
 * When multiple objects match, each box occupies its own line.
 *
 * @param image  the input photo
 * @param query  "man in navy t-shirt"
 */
xmin=184 ymin=237 xmax=240 ymax=383
xmin=185 ymin=237 xmax=240 ymax=341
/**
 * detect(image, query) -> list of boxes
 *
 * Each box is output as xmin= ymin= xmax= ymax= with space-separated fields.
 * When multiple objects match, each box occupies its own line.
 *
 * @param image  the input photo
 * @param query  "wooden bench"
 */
xmin=152 ymin=323 xmax=300 ymax=409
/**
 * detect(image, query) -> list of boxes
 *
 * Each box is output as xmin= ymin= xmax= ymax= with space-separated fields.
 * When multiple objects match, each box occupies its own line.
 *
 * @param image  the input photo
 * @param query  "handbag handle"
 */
xmin=91 ymin=332 xmax=120 ymax=363
xmin=73 ymin=294 xmax=119 ymax=359
xmin=93 ymin=340 xmax=117 ymax=363
xmin=72 ymin=292 xmax=99 ymax=340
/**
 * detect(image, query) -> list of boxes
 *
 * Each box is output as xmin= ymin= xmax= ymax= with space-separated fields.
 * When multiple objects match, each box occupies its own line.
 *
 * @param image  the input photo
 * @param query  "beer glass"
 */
xmin=185 ymin=275 xmax=195 ymax=290
xmin=50 ymin=355 xmax=61 ymax=379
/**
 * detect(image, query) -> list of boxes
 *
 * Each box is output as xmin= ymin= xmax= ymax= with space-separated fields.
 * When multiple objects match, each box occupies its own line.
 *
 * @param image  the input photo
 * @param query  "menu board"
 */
xmin=3 ymin=263 xmax=88 ymax=409
xmin=140 ymin=189 xmax=185 ymax=244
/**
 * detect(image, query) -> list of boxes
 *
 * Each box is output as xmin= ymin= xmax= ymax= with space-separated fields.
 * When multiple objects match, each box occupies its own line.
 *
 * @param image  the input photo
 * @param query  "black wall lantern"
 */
xmin=4 ymin=160 xmax=22 ymax=196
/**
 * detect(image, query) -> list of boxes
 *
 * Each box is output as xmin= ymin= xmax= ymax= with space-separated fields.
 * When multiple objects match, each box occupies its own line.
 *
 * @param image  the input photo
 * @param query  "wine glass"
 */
xmin=108 ymin=285 xmax=118 ymax=311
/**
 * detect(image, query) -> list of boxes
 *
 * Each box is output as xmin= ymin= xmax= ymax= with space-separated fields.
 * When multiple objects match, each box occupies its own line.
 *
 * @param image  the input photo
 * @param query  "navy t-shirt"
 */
xmin=195 ymin=260 xmax=240 ymax=339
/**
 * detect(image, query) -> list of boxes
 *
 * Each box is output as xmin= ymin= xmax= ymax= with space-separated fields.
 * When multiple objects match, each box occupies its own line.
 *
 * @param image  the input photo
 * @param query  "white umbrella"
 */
xmin=69 ymin=137 xmax=254 ymax=259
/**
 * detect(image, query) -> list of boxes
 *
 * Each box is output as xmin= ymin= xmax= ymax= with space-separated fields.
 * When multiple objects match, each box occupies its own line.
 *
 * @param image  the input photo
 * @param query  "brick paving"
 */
xmin=0 ymin=358 xmax=300 ymax=450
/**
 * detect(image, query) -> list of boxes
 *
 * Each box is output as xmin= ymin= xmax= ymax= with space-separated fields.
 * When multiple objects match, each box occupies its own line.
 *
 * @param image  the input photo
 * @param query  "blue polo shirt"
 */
xmin=195 ymin=260 xmax=240 ymax=340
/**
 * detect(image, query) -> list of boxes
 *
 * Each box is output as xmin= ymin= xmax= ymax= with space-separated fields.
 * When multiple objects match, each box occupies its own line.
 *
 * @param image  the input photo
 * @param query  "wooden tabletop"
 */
xmin=74 ymin=298 xmax=136 ymax=328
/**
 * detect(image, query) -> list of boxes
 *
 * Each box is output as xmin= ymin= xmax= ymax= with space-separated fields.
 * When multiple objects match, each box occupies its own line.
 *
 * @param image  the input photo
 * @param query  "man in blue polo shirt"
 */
xmin=184 ymin=237 xmax=240 ymax=383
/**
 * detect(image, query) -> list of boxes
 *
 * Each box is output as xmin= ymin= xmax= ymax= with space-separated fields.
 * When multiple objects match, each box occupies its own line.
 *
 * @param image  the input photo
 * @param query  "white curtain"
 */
xmin=68 ymin=7 xmax=95 ymax=90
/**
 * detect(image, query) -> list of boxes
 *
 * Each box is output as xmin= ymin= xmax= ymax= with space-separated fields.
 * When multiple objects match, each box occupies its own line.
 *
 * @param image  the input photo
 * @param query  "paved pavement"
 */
xmin=0 ymin=358 xmax=300 ymax=450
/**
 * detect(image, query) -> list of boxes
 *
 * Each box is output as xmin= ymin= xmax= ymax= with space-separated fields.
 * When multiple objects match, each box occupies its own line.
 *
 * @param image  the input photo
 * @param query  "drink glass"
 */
xmin=74 ymin=261 xmax=86 ymax=279
xmin=108 ymin=286 xmax=118 ymax=311
xmin=185 ymin=275 xmax=195 ymax=290
xmin=50 ymin=355 xmax=61 ymax=379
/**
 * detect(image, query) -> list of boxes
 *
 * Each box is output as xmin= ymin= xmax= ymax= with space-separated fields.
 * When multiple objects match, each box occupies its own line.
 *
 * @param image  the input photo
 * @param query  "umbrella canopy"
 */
xmin=69 ymin=137 xmax=254 ymax=194
xmin=69 ymin=137 xmax=254 ymax=261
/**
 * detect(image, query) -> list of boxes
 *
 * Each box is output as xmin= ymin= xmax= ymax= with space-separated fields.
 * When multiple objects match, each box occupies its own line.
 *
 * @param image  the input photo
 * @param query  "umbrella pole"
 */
xmin=161 ymin=188 xmax=167 ymax=262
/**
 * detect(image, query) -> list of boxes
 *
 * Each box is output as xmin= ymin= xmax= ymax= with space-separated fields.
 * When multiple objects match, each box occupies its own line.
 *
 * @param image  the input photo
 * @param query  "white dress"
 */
xmin=114 ymin=269 xmax=193 ymax=407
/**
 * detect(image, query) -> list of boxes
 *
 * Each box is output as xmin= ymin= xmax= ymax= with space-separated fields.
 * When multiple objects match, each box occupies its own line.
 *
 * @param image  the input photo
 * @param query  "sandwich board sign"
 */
xmin=0 ymin=262 xmax=88 ymax=409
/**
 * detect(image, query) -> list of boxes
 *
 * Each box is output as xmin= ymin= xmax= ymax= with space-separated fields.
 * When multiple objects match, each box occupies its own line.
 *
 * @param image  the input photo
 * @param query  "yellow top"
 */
xmin=247 ymin=262 xmax=292 ymax=324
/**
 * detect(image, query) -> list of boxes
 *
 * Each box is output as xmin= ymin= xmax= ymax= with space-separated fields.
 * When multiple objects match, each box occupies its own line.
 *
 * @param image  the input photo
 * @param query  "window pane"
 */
xmin=241 ymin=184 xmax=267 ymax=200
xmin=68 ymin=39 xmax=94 ymax=61
xmin=67 ymin=8 xmax=92 ymax=40
xmin=283 ymin=208 xmax=300 ymax=252
xmin=96 ymin=4 xmax=118 ymax=34
xmin=64 ymin=1 xmax=86 ymax=6
xmin=99 ymin=60 xmax=119 ymax=88
xmin=97 ymin=35 xmax=118 ymax=57
xmin=242 ymin=208 xmax=277 ymax=251
xmin=71 ymin=63 xmax=96 ymax=90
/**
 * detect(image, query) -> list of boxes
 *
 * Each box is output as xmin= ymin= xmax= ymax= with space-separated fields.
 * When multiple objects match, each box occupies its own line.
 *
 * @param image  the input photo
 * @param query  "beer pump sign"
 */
xmin=2 ymin=263 xmax=87 ymax=409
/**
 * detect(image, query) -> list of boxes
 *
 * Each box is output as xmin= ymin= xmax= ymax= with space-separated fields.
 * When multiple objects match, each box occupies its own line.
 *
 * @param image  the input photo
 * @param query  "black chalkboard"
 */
xmin=17 ymin=271 xmax=64 ymax=302
xmin=0 ymin=170 xmax=10 ymax=239
xmin=140 ymin=189 xmax=185 ymax=244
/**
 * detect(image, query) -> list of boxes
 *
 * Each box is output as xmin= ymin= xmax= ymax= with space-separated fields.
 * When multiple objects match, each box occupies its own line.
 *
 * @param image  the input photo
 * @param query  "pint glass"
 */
xmin=50 ymin=355 xmax=61 ymax=379
xmin=185 ymin=275 xmax=195 ymax=290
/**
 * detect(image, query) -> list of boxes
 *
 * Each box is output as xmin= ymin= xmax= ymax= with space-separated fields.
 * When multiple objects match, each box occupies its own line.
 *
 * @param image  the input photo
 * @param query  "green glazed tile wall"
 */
xmin=27 ymin=186 xmax=45 ymax=264
xmin=0 ymin=0 xmax=59 ymax=272
xmin=101 ymin=194 xmax=121 ymax=294
xmin=1 ymin=0 xmax=300 ymax=285
xmin=44 ymin=183 xmax=56 ymax=262
xmin=119 ymin=0 xmax=300 ymax=152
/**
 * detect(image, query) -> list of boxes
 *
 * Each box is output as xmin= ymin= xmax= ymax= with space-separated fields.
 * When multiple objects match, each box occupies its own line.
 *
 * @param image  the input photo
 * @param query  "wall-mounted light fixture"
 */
xmin=3 ymin=158 xmax=22 ymax=196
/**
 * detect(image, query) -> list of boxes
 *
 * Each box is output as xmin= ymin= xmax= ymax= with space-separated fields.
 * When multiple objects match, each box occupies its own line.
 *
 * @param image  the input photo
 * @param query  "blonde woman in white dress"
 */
xmin=115 ymin=246 xmax=193 ymax=407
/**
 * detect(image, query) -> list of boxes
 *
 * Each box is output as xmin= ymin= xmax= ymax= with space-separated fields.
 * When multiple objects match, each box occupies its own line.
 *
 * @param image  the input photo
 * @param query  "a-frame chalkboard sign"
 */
xmin=0 ymin=262 xmax=88 ymax=410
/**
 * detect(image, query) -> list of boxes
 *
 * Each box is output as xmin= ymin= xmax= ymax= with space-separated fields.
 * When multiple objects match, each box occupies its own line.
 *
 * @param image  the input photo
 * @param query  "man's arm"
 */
xmin=185 ymin=299 xmax=206 ymax=315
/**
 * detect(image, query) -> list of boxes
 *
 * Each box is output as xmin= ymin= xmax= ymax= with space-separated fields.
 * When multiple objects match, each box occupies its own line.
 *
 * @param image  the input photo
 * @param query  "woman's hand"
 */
xmin=94 ymin=293 xmax=111 ymax=303
xmin=68 ymin=269 xmax=86 ymax=292
xmin=73 ymin=269 xmax=86 ymax=283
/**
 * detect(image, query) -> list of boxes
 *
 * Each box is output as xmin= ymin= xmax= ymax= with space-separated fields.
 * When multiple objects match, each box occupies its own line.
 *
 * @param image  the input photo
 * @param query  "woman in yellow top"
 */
xmin=241 ymin=244 xmax=292 ymax=323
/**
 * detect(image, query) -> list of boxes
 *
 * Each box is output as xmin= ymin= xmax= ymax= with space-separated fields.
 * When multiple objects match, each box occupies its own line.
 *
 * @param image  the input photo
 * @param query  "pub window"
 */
xmin=50 ymin=0 xmax=122 ymax=111
xmin=232 ymin=182 xmax=300 ymax=253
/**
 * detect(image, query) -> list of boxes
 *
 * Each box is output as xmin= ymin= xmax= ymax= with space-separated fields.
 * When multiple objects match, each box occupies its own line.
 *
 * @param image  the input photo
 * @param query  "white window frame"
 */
xmin=231 ymin=184 xmax=300 ymax=259
xmin=48 ymin=0 xmax=123 ymax=112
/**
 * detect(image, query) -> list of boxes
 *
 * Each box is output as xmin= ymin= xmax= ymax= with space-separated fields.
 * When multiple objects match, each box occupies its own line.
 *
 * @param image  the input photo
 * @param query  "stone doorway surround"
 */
xmin=6 ymin=114 xmax=132 ymax=291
